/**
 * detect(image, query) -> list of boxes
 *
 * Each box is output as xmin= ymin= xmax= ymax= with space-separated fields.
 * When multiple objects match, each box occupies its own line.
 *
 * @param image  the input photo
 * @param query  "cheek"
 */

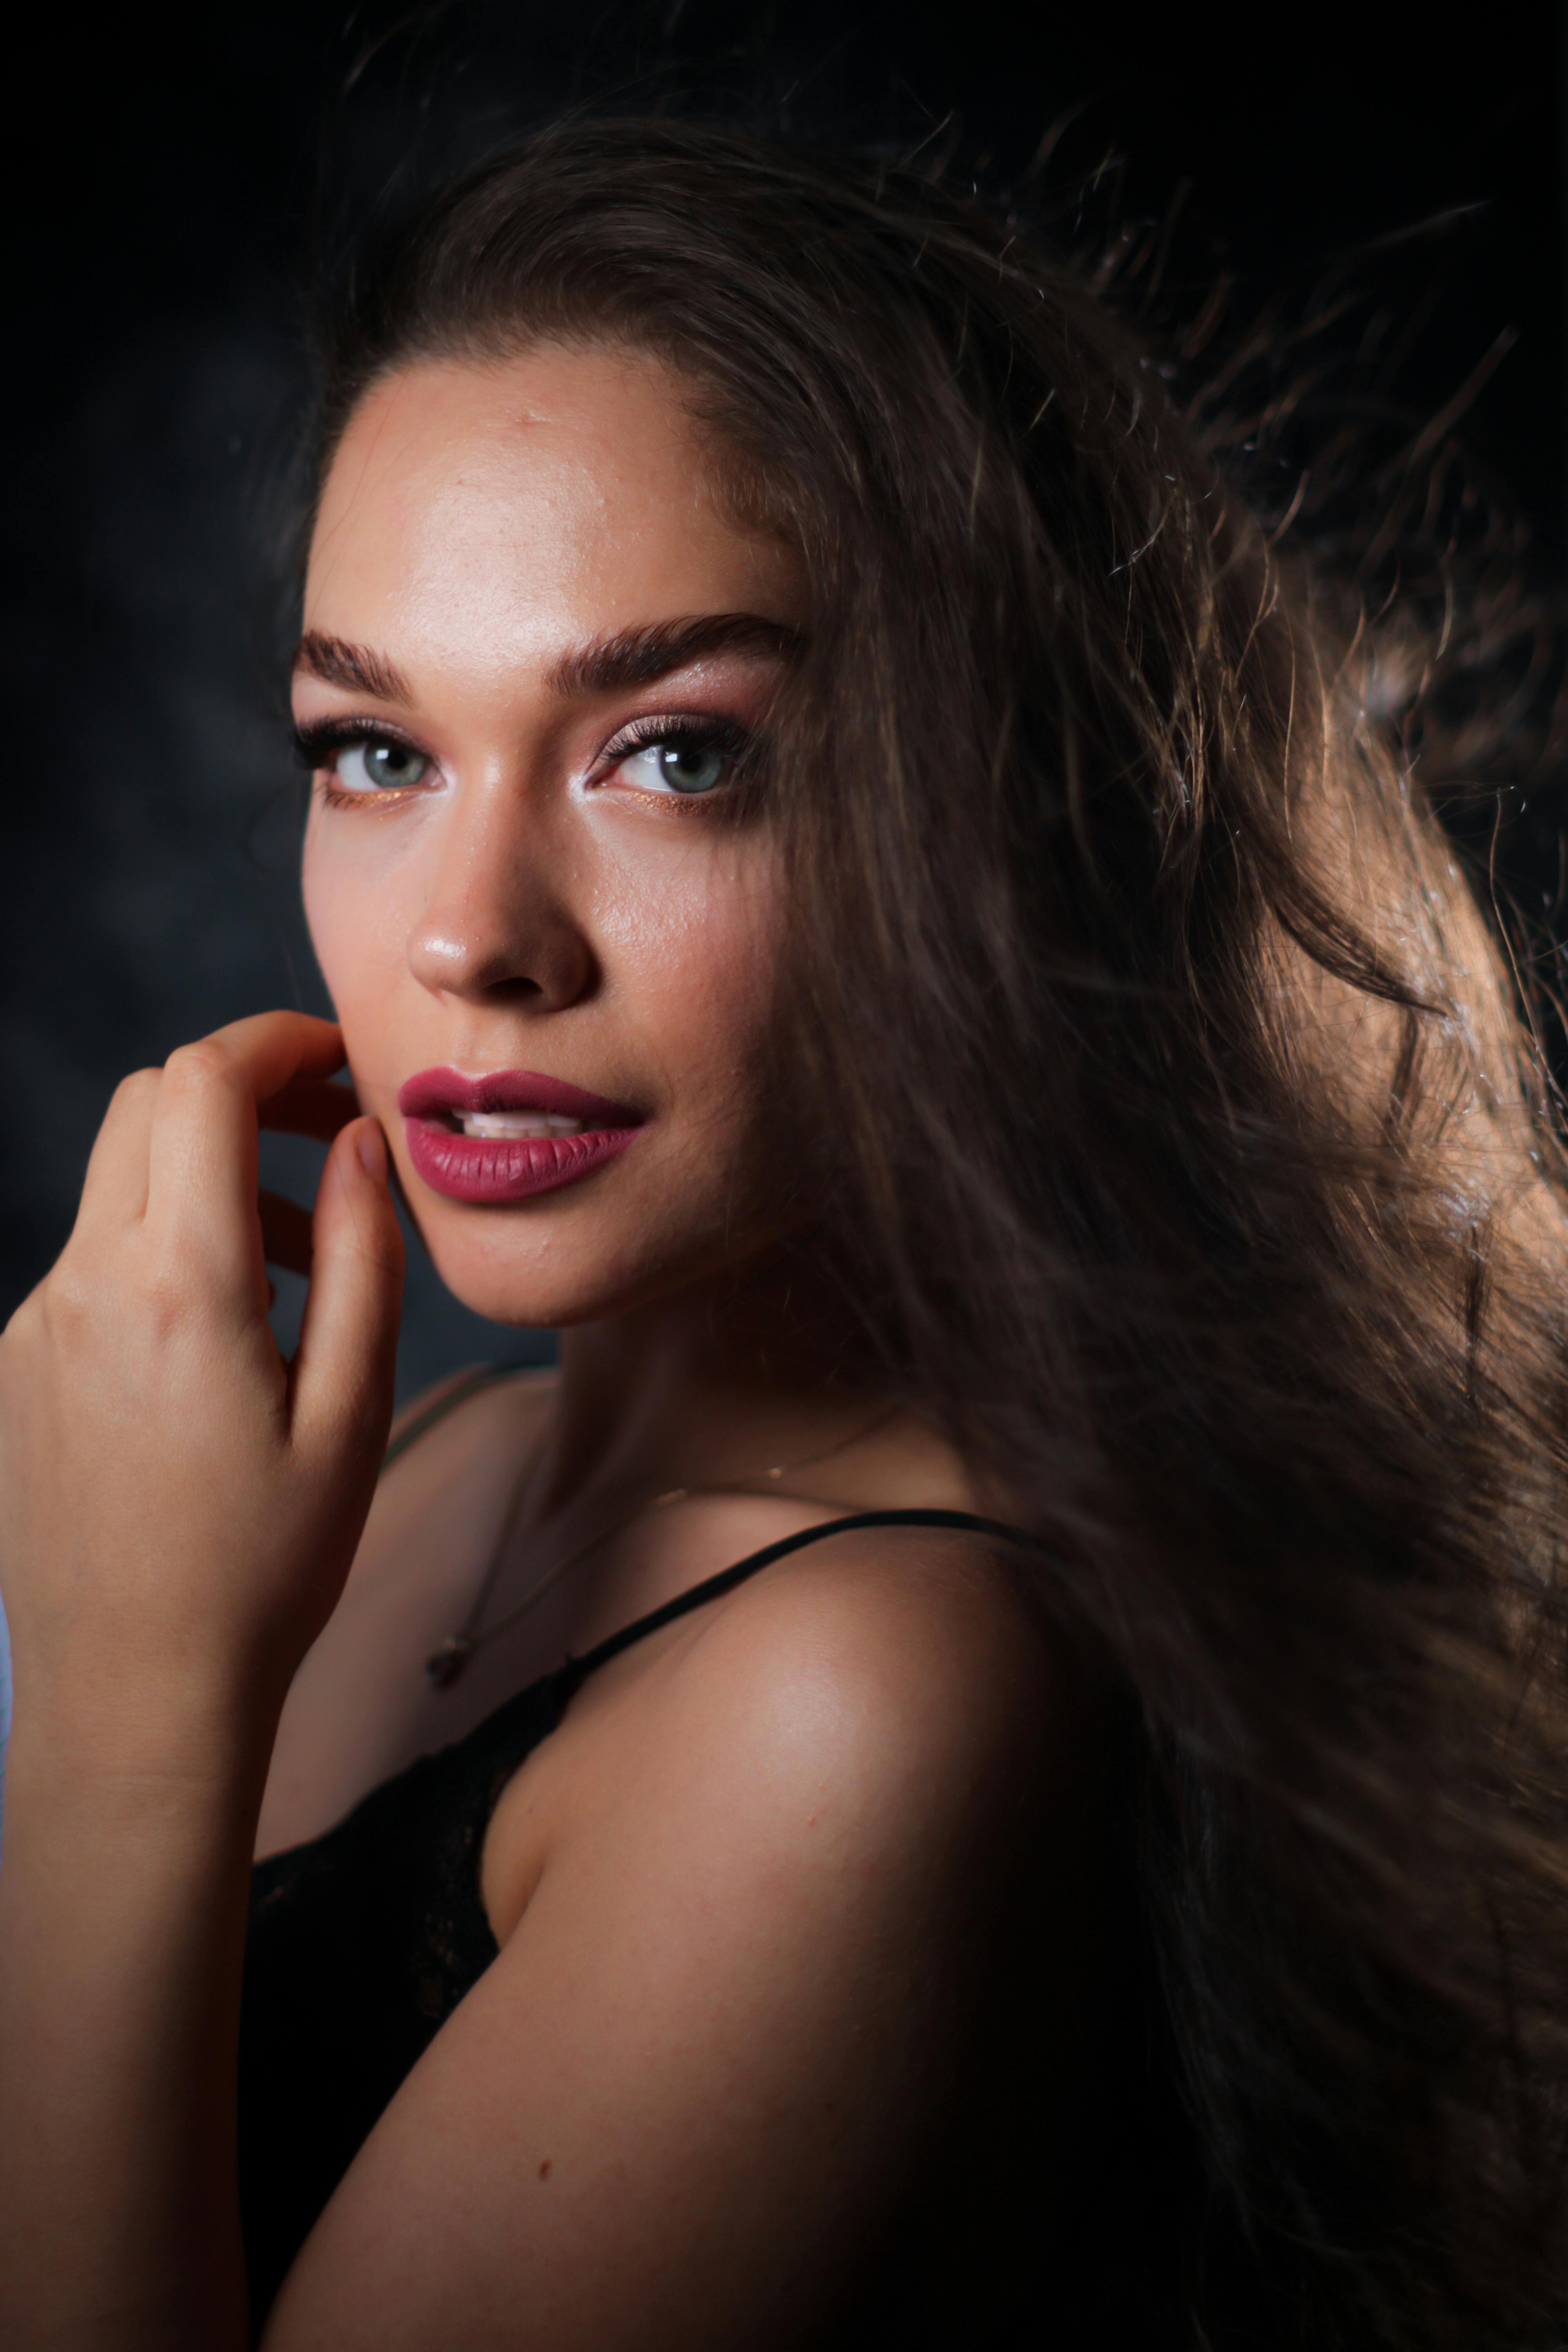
xmin=300 ymin=817 xmax=405 ymax=1032
xmin=593 ymin=840 xmax=784 ymax=1108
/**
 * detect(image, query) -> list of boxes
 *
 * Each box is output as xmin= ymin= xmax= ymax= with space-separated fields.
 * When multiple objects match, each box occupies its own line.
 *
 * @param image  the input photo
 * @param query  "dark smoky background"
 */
xmin=2 ymin=2 xmax=1562 ymax=1400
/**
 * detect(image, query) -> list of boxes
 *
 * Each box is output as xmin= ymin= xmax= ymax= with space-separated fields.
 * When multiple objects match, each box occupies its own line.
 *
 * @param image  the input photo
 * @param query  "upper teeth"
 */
xmin=457 ymin=1111 xmax=585 ymax=1138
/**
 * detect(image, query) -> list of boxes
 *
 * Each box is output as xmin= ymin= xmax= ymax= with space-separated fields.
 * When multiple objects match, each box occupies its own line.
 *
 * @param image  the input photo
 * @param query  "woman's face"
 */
xmin=298 ymin=342 xmax=805 ymax=1328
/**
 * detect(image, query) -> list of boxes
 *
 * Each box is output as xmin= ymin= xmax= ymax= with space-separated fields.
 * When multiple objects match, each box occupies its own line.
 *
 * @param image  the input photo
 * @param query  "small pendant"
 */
xmin=425 ymin=1635 xmax=475 ymax=1690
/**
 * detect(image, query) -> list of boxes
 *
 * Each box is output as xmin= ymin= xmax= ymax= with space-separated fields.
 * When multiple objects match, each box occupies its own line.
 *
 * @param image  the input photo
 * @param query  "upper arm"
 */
xmin=262 ymin=1539 xmax=1093 ymax=2352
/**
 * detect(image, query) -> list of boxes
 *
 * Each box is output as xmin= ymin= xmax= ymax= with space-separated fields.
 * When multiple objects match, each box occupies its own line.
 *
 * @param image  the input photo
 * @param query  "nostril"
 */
xmin=405 ymin=900 xmax=597 ymax=1008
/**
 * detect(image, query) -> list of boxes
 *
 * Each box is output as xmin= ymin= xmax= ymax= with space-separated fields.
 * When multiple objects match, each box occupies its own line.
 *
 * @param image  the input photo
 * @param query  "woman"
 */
xmin=1 ymin=117 xmax=1566 ymax=2350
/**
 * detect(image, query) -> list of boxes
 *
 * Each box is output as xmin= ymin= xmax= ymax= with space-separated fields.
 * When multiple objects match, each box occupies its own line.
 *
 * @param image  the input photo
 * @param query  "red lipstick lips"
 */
xmin=397 ymin=1067 xmax=642 ymax=1204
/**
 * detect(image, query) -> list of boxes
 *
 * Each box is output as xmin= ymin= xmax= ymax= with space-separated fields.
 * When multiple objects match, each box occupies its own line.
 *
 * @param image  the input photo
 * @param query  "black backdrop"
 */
xmin=4 ymin=2 xmax=1561 ymax=1397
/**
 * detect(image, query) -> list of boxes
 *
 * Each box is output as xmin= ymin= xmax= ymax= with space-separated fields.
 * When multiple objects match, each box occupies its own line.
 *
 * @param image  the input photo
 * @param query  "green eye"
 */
xmin=617 ymin=736 xmax=733 ymax=796
xmin=337 ymin=739 xmax=431 ymax=791
xmin=656 ymin=741 xmax=727 ymax=794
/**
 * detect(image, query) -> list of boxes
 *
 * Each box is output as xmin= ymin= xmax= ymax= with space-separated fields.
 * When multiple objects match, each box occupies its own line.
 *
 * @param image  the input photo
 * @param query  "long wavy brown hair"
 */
xmin=307 ymin=118 xmax=1568 ymax=2347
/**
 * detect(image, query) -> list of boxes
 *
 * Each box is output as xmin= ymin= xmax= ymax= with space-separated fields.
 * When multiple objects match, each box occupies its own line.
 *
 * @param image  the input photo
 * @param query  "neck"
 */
xmin=545 ymin=1245 xmax=887 ymax=1519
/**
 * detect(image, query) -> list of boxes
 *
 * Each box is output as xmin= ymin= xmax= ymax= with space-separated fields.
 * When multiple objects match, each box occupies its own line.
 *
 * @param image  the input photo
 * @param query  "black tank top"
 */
xmin=239 ymin=1491 xmax=1031 ymax=2323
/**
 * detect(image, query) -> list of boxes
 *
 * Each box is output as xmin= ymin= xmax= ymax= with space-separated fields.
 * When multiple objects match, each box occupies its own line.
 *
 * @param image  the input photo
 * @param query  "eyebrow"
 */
xmin=292 ymin=613 xmax=802 ymax=710
xmin=544 ymin=613 xmax=804 ymax=698
xmin=293 ymin=632 xmax=414 ymax=703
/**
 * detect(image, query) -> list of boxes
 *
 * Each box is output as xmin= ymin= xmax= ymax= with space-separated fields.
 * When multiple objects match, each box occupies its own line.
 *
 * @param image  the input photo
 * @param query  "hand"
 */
xmin=0 ymin=1012 xmax=404 ymax=1762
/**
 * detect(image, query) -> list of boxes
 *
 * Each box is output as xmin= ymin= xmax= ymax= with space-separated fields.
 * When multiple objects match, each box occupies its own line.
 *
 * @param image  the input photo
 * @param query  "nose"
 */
xmin=405 ymin=782 xmax=597 ymax=1010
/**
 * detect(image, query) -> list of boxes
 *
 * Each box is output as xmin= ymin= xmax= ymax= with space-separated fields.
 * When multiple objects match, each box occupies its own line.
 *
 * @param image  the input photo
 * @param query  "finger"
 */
xmin=259 ymin=1078 xmax=361 ymax=1147
xmin=72 ymin=1069 xmax=161 ymax=1236
xmin=258 ymin=1190 xmax=314 ymax=1277
xmin=206 ymin=1011 xmax=346 ymax=1097
xmin=290 ymin=1118 xmax=404 ymax=1465
xmin=142 ymin=1016 xmax=344 ymax=1294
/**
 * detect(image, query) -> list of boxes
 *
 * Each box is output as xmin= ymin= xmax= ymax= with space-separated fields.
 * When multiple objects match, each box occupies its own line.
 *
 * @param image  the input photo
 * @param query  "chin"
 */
xmin=403 ymin=1185 xmax=753 ymax=1332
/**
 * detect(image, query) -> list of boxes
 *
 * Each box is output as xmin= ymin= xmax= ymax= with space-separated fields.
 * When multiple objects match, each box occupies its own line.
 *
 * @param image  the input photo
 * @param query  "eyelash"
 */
xmin=291 ymin=714 xmax=751 ymax=810
xmin=291 ymin=718 xmax=424 ymax=810
xmin=599 ymin=714 xmax=750 ymax=798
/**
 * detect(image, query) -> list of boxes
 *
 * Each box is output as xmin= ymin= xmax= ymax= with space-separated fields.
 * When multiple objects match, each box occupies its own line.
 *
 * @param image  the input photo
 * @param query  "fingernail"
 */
xmin=356 ymin=1121 xmax=387 ymax=1182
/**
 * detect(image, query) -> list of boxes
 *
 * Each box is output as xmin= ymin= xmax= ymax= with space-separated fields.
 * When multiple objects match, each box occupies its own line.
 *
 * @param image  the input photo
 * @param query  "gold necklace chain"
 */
xmin=424 ymin=1406 xmax=895 ymax=1691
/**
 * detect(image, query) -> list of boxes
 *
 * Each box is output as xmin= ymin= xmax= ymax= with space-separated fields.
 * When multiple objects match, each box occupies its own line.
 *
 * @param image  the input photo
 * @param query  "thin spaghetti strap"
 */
xmin=553 ymin=1508 xmax=1046 ymax=1700
xmin=379 ymin=1363 xmax=535 ymax=1475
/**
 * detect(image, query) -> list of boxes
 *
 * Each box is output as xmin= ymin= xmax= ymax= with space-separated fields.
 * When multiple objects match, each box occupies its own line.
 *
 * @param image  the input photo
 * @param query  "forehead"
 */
xmin=306 ymin=344 xmax=800 ymax=682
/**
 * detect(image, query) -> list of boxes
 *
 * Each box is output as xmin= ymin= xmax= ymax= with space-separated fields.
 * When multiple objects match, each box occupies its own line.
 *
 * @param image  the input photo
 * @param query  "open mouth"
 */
xmin=396 ymin=1067 xmax=644 ymax=1204
xmin=440 ymin=1108 xmax=589 ymax=1139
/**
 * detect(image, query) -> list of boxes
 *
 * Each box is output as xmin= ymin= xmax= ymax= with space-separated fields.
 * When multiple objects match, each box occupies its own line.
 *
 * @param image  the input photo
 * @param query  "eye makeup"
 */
xmin=592 ymin=712 xmax=752 ymax=799
xmin=293 ymin=708 xmax=759 ymax=811
xmin=292 ymin=716 xmax=437 ymax=809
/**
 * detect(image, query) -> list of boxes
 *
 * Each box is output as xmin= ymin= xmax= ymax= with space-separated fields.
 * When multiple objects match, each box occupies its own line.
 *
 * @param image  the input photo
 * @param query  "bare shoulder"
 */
xmin=581 ymin=1517 xmax=1083 ymax=1888
xmin=695 ymin=1517 xmax=1056 ymax=1731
